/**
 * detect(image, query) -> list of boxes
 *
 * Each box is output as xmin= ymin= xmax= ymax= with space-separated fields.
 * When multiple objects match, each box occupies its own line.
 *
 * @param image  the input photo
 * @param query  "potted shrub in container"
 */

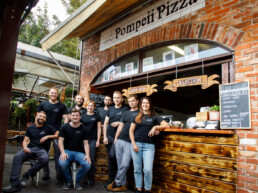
xmin=209 ymin=105 xmax=220 ymax=121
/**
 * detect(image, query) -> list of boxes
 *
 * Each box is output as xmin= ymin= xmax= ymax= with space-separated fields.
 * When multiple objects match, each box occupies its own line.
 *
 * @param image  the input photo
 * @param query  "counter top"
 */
xmin=160 ymin=128 xmax=234 ymax=134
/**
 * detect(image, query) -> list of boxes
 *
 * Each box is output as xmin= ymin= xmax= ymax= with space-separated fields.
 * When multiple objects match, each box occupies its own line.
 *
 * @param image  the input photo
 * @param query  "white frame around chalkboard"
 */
xmin=219 ymin=81 xmax=251 ymax=129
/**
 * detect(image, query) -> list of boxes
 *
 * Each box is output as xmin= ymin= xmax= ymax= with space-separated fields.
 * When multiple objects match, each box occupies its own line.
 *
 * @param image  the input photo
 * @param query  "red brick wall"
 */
xmin=81 ymin=0 xmax=258 ymax=192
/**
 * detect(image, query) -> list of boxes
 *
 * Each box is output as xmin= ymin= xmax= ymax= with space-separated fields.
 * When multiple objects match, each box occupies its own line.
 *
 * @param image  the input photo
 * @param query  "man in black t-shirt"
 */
xmin=37 ymin=87 xmax=69 ymax=181
xmin=2 ymin=111 xmax=58 ymax=193
xmin=103 ymin=91 xmax=129 ymax=187
xmin=58 ymin=109 xmax=91 ymax=190
xmin=96 ymin=95 xmax=112 ymax=124
xmin=107 ymin=94 xmax=139 ymax=192
xmin=67 ymin=95 xmax=87 ymax=115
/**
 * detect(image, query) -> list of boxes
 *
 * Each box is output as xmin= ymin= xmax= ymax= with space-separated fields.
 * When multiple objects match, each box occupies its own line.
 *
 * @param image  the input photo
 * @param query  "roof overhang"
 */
xmin=40 ymin=0 xmax=152 ymax=51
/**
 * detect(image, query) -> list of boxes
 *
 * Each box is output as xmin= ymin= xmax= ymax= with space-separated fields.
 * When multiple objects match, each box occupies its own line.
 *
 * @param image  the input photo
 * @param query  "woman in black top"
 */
xmin=129 ymin=97 xmax=169 ymax=193
xmin=81 ymin=100 xmax=101 ymax=185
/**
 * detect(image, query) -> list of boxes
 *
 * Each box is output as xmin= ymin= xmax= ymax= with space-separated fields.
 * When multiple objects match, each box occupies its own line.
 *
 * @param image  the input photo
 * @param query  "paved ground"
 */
xmin=2 ymin=144 xmax=134 ymax=193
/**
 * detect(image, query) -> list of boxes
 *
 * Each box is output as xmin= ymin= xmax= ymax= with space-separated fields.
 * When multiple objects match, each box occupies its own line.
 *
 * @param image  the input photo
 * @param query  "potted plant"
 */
xmin=209 ymin=105 xmax=220 ymax=121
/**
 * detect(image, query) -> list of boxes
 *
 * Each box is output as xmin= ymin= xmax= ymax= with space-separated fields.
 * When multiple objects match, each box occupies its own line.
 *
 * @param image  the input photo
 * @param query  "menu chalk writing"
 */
xmin=220 ymin=82 xmax=251 ymax=129
xmin=89 ymin=93 xmax=105 ymax=108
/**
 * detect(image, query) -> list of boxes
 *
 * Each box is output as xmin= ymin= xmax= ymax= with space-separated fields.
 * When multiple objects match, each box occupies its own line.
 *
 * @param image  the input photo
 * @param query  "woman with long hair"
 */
xmin=129 ymin=97 xmax=169 ymax=193
xmin=81 ymin=100 xmax=101 ymax=185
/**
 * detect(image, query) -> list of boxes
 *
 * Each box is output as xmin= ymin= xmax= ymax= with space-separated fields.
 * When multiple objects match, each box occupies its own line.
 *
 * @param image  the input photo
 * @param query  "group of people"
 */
xmin=2 ymin=87 xmax=169 ymax=193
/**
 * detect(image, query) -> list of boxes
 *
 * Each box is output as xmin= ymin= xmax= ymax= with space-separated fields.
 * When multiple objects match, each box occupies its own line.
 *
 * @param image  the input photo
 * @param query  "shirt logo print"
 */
xmin=117 ymin=112 xmax=122 ymax=115
xmin=53 ymin=108 xmax=59 ymax=112
xmin=91 ymin=118 xmax=96 ymax=121
xmin=76 ymin=131 xmax=81 ymax=134
xmin=39 ymin=131 xmax=45 ymax=135
xmin=146 ymin=118 xmax=153 ymax=122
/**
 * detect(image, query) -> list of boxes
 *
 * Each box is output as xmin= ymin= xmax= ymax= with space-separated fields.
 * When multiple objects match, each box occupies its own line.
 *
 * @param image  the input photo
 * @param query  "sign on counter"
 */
xmin=220 ymin=81 xmax=251 ymax=129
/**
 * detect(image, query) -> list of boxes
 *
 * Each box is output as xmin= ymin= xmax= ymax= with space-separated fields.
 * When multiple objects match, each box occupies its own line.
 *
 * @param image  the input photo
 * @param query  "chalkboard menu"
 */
xmin=220 ymin=81 xmax=251 ymax=129
xmin=89 ymin=93 xmax=105 ymax=108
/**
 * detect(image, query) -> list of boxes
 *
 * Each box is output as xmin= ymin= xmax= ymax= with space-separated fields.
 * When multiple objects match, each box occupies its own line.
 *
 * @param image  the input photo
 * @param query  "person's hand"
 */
xmin=59 ymin=153 xmax=68 ymax=161
xmin=84 ymin=155 xmax=91 ymax=164
xmin=23 ymin=147 xmax=30 ymax=154
xmin=132 ymin=143 xmax=139 ymax=152
xmin=40 ymin=136 xmax=48 ymax=143
xmin=148 ymin=126 xmax=156 ymax=137
xmin=96 ymin=140 xmax=100 ymax=147
xmin=111 ymin=122 xmax=120 ymax=127
xmin=114 ymin=138 xmax=118 ymax=144
xmin=103 ymin=137 xmax=108 ymax=144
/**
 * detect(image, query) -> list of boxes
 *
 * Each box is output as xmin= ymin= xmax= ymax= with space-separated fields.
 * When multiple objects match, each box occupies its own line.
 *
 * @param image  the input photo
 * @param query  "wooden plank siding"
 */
xmin=153 ymin=133 xmax=238 ymax=193
xmin=94 ymin=144 xmax=108 ymax=182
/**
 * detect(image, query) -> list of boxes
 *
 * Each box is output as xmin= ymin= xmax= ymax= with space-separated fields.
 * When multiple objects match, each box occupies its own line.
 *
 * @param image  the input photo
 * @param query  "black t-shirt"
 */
xmin=25 ymin=124 xmax=57 ymax=150
xmin=97 ymin=107 xmax=108 ymax=124
xmin=133 ymin=114 xmax=163 ymax=144
xmin=67 ymin=106 xmax=87 ymax=115
xmin=106 ymin=105 xmax=129 ymax=140
xmin=59 ymin=123 xmax=88 ymax=153
xmin=38 ymin=101 xmax=68 ymax=130
xmin=81 ymin=113 xmax=101 ymax=140
xmin=119 ymin=110 xmax=139 ymax=142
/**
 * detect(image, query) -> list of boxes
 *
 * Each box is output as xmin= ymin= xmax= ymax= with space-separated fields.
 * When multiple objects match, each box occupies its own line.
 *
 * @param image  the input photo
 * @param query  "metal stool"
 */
xmin=28 ymin=158 xmax=40 ymax=187
xmin=69 ymin=161 xmax=79 ymax=189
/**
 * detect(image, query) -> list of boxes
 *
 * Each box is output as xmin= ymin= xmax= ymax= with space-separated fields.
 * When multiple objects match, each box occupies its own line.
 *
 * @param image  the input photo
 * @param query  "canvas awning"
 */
xmin=40 ymin=0 xmax=152 ymax=51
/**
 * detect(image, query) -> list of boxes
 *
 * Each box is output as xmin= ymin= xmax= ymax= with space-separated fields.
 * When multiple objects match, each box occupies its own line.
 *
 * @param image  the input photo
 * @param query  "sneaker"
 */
xmin=112 ymin=184 xmax=127 ymax=192
xmin=20 ymin=173 xmax=29 ymax=187
xmin=75 ymin=183 xmax=83 ymax=190
xmin=63 ymin=182 xmax=71 ymax=190
xmin=42 ymin=173 xmax=50 ymax=181
xmin=106 ymin=181 xmax=115 ymax=191
xmin=2 ymin=185 xmax=21 ymax=193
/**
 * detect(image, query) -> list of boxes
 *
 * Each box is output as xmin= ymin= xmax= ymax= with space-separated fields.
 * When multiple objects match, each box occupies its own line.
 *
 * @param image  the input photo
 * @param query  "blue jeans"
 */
xmin=131 ymin=142 xmax=155 ymax=190
xmin=58 ymin=150 xmax=91 ymax=183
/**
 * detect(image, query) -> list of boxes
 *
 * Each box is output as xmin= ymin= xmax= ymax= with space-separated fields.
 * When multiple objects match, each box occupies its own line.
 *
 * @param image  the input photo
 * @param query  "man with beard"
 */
xmin=37 ymin=87 xmax=69 ymax=182
xmin=67 ymin=95 xmax=87 ymax=115
xmin=2 ymin=111 xmax=58 ymax=193
xmin=97 ymin=95 xmax=112 ymax=125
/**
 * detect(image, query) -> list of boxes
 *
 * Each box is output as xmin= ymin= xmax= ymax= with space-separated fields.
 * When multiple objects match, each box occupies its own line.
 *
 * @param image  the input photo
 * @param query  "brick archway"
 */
xmin=115 ymin=22 xmax=245 ymax=58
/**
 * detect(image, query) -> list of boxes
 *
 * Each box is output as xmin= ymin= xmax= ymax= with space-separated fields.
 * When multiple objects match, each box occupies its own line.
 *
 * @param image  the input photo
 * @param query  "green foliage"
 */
xmin=65 ymin=86 xmax=74 ymax=98
xmin=12 ymin=107 xmax=27 ymax=130
xmin=18 ymin=1 xmax=85 ymax=58
xmin=209 ymin=105 xmax=220 ymax=112
xmin=25 ymin=99 xmax=37 ymax=122
xmin=61 ymin=0 xmax=87 ymax=15
xmin=63 ymin=98 xmax=74 ymax=109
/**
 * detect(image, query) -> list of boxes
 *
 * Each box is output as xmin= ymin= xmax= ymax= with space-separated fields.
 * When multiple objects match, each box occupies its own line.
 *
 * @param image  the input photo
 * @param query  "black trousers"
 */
xmin=10 ymin=147 xmax=48 ymax=186
xmin=106 ymin=142 xmax=117 ymax=182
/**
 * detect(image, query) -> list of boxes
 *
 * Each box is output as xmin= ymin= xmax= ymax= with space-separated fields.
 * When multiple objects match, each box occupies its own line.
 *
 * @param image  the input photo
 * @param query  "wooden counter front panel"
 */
xmin=153 ymin=133 xmax=238 ymax=193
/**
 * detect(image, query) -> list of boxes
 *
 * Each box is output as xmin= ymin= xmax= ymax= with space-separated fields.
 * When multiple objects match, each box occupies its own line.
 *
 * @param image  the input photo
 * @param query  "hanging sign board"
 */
xmin=164 ymin=74 xmax=220 ymax=92
xmin=220 ymin=81 xmax=251 ymax=129
xmin=122 ymin=84 xmax=158 ymax=97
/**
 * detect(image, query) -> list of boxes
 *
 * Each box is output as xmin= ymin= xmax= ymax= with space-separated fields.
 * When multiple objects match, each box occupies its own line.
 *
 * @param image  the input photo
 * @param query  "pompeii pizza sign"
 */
xmin=100 ymin=0 xmax=206 ymax=51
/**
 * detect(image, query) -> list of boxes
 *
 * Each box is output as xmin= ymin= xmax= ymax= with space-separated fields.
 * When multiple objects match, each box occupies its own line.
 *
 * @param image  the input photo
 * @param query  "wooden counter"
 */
xmin=160 ymin=127 xmax=234 ymax=134
xmin=152 ymin=131 xmax=238 ymax=193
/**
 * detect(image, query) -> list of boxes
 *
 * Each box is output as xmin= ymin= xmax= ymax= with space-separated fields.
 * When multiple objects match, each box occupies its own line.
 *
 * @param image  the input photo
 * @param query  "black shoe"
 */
xmin=135 ymin=190 xmax=142 ymax=193
xmin=75 ymin=183 xmax=83 ymax=190
xmin=20 ymin=173 xmax=29 ymax=187
xmin=63 ymin=182 xmax=71 ymax=190
xmin=88 ymin=178 xmax=95 ymax=186
xmin=2 ymin=185 xmax=21 ymax=193
xmin=42 ymin=173 xmax=50 ymax=181
xmin=144 ymin=191 xmax=150 ymax=193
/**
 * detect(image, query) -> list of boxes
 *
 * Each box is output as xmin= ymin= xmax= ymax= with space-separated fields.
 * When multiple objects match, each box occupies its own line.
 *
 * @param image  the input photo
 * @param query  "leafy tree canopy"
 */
xmin=19 ymin=1 xmax=87 ymax=58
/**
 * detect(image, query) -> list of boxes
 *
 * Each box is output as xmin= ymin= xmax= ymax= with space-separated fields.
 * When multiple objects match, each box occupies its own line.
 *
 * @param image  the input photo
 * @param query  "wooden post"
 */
xmin=222 ymin=63 xmax=229 ymax=84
